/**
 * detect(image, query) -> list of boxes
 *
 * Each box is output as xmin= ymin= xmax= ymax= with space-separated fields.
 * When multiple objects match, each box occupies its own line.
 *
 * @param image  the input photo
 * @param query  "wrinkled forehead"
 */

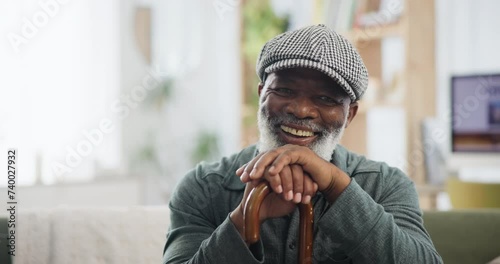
xmin=264 ymin=68 xmax=349 ymax=97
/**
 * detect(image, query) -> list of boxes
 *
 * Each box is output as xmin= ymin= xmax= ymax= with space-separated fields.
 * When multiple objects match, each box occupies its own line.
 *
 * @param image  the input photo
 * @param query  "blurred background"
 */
xmin=1 ymin=0 xmax=500 ymax=211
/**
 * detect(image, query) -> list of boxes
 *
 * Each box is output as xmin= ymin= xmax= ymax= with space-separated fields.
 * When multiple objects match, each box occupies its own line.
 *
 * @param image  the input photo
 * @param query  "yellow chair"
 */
xmin=446 ymin=177 xmax=500 ymax=209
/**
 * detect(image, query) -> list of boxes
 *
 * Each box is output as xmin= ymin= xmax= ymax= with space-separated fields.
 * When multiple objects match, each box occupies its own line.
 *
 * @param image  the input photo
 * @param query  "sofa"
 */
xmin=0 ymin=206 xmax=170 ymax=264
xmin=422 ymin=209 xmax=500 ymax=264
xmin=1 ymin=207 xmax=499 ymax=264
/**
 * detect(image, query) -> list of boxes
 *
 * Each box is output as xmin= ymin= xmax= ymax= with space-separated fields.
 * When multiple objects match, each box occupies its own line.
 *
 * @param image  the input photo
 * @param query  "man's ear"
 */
xmin=345 ymin=102 xmax=358 ymax=128
xmin=258 ymin=83 xmax=264 ymax=97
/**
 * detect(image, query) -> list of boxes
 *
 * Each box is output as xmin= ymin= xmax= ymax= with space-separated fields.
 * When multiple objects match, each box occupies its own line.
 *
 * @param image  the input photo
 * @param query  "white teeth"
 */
xmin=280 ymin=125 xmax=314 ymax=137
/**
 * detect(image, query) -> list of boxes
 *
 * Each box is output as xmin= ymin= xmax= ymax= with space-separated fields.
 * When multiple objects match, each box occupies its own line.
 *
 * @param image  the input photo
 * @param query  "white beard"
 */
xmin=257 ymin=107 xmax=348 ymax=162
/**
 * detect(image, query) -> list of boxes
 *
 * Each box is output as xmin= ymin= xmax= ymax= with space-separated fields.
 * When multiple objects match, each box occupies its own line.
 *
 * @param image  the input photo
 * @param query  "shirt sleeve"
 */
xmin=316 ymin=166 xmax=443 ymax=263
xmin=162 ymin=169 xmax=264 ymax=264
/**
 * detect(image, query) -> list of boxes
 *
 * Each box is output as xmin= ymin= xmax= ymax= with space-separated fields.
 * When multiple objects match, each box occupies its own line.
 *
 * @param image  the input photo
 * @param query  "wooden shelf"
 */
xmin=340 ymin=0 xmax=436 ymax=185
xmin=343 ymin=22 xmax=404 ymax=43
xmin=356 ymin=101 xmax=404 ymax=114
xmin=417 ymin=184 xmax=445 ymax=210
xmin=416 ymin=184 xmax=445 ymax=195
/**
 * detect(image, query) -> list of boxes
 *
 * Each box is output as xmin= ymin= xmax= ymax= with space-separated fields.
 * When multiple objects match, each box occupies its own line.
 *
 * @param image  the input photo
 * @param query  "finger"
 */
xmin=302 ymin=173 xmax=314 ymax=204
xmin=240 ymin=152 xmax=266 ymax=182
xmin=291 ymin=165 xmax=304 ymax=203
xmin=237 ymin=165 xmax=249 ymax=183
xmin=236 ymin=163 xmax=247 ymax=176
xmin=248 ymin=149 xmax=283 ymax=180
xmin=268 ymin=147 xmax=308 ymax=176
xmin=279 ymin=165 xmax=294 ymax=201
xmin=263 ymin=166 xmax=283 ymax=194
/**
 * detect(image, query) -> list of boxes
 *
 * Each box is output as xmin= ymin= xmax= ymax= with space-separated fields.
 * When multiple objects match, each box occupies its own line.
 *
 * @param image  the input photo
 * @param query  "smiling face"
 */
xmin=257 ymin=68 xmax=358 ymax=161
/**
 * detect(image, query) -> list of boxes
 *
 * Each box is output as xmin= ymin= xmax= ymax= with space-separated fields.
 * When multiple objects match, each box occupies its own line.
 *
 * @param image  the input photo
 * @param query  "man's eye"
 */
xmin=273 ymin=88 xmax=293 ymax=95
xmin=318 ymin=96 xmax=340 ymax=105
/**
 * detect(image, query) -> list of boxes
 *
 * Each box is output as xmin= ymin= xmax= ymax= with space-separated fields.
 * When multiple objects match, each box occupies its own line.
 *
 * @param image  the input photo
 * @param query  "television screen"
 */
xmin=451 ymin=74 xmax=500 ymax=152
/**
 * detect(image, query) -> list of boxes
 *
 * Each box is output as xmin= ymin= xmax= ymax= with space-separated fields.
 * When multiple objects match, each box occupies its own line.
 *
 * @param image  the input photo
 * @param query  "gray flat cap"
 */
xmin=256 ymin=24 xmax=368 ymax=101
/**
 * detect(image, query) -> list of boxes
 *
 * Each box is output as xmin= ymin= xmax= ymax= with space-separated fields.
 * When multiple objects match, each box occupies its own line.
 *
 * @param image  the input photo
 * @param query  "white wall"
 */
xmin=122 ymin=0 xmax=242 ymax=204
xmin=0 ymin=0 xmax=122 ymax=185
xmin=435 ymin=0 xmax=500 ymax=172
xmin=0 ymin=0 xmax=241 ymax=208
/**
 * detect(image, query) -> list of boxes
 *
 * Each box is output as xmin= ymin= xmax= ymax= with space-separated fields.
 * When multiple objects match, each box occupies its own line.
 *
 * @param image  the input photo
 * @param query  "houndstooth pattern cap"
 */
xmin=256 ymin=24 xmax=368 ymax=101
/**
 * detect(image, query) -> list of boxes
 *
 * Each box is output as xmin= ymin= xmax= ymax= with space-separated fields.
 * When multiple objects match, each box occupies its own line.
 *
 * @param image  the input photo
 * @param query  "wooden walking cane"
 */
xmin=243 ymin=182 xmax=314 ymax=264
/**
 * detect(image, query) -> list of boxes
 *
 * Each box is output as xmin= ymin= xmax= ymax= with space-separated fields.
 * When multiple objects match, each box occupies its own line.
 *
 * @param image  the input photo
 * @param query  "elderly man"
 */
xmin=163 ymin=24 xmax=442 ymax=263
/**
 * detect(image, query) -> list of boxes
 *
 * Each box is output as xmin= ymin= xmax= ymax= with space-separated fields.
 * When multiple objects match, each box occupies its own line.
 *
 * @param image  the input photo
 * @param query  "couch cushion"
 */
xmin=423 ymin=209 xmax=500 ymax=264
xmin=13 ymin=206 xmax=170 ymax=264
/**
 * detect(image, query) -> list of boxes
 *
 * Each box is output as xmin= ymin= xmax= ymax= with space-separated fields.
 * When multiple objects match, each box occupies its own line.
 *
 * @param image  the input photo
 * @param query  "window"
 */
xmin=0 ymin=0 xmax=121 ymax=185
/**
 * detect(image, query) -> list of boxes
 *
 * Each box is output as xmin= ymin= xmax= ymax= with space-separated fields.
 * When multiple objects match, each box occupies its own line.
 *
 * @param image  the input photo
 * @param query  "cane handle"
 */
xmin=243 ymin=182 xmax=313 ymax=264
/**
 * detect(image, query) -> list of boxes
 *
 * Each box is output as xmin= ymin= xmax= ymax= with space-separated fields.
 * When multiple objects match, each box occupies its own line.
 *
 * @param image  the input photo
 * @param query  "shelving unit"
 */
xmin=340 ymin=0 xmax=437 ymax=186
xmin=344 ymin=23 xmax=403 ymax=42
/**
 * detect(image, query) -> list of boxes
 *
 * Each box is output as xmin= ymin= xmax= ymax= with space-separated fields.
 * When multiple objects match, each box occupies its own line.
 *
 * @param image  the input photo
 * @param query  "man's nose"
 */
xmin=285 ymin=97 xmax=319 ymax=119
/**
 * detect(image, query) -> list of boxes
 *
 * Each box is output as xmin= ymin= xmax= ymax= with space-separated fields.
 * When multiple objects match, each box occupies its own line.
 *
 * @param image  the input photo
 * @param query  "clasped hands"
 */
xmin=233 ymin=144 xmax=350 ymax=222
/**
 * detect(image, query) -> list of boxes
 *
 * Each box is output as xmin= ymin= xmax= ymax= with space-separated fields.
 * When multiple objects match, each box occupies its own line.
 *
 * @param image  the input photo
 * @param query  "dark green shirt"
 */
xmin=163 ymin=145 xmax=442 ymax=263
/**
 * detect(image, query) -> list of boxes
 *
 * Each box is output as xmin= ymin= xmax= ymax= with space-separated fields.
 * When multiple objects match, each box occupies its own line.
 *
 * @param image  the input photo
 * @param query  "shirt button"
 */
xmin=289 ymin=242 xmax=296 ymax=250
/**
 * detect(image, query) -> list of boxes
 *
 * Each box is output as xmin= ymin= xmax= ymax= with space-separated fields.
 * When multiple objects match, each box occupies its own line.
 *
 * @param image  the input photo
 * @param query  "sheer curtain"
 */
xmin=0 ymin=0 xmax=121 ymax=185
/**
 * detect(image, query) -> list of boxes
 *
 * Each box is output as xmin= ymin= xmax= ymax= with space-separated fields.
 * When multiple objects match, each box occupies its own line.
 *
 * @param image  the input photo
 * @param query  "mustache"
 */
xmin=259 ymin=107 xmax=347 ymax=136
xmin=265 ymin=113 xmax=327 ymax=134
